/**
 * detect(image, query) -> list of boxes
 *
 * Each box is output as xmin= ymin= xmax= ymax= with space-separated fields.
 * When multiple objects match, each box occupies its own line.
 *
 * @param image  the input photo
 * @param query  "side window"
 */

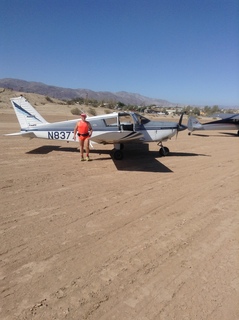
xmin=104 ymin=117 xmax=118 ymax=127
xmin=119 ymin=114 xmax=133 ymax=125
xmin=119 ymin=114 xmax=134 ymax=131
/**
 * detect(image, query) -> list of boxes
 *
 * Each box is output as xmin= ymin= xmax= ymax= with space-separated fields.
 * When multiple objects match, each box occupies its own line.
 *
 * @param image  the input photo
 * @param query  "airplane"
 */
xmin=187 ymin=113 xmax=239 ymax=136
xmin=5 ymin=96 xmax=187 ymax=160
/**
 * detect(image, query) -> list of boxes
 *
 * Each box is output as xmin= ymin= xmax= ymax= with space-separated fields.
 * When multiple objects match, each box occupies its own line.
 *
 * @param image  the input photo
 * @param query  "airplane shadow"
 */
xmin=110 ymin=145 xmax=209 ymax=172
xmin=168 ymin=152 xmax=210 ymax=157
xmin=26 ymin=145 xmax=79 ymax=154
xmin=26 ymin=145 xmax=208 ymax=173
xmin=190 ymin=132 xmax=239 ymax=138
xmin=189 ymin=133 xmax=210 ymax=137
xmin=219 ymin=132 xmax=239 ymax=137
xmin=112 ymin=154 xmax=173 ymax=172
xmin=26 ymin=145 xmax=113 ymax=160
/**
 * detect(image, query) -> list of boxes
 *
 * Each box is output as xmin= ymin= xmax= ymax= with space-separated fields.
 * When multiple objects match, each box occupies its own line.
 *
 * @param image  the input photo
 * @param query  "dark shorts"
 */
xmin=78 ymin=133 xmax=89 ymax=141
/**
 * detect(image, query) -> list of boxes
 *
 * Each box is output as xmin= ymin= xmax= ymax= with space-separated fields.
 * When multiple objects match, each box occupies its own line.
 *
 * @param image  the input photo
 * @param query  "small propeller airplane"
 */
xmin=187 ymin=113 xmax=239 ymax=136
xmin=6 ymin=96 xmax=187 ymax=160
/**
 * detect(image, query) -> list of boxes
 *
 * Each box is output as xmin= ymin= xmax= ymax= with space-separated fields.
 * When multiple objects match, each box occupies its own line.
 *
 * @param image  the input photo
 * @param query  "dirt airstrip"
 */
xmin=0 ymin=108 xmax=238 ymax=320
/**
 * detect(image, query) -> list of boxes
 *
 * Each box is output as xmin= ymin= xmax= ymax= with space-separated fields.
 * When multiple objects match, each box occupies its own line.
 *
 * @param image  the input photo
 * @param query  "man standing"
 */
xmin=73 ymin=113 xmax=93 ymax=161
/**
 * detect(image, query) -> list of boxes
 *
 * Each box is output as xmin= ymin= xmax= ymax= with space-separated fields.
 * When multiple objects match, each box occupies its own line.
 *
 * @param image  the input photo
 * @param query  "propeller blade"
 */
xmin=177 ymin=112 xmax=187 ymax=132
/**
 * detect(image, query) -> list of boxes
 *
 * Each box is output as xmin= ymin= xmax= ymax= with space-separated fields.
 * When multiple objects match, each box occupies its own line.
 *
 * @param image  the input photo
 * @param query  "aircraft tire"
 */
xmin=159 ymin=146 xmax=169 ymax=157
xmin=114 ymin=150 xmax=124 ymax=160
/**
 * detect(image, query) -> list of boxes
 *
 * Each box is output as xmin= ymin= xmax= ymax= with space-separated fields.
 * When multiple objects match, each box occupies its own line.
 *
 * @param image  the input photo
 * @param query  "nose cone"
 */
xmin=177 ymin=124 xmax=187 ymax=131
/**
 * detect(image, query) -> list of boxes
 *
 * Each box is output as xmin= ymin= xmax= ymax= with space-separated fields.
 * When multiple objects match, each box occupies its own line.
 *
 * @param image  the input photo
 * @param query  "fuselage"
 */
xmin=19 ymin=112 xmax=181 ymax=144
xmin=188 ymin=116 xmax=239 ymax=133
xmin=199 ymin=121 xmax=239 ymax=132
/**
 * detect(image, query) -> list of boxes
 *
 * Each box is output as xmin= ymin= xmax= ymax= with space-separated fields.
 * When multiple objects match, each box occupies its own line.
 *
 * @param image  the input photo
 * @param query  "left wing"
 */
xmin=212 ymin=113 xmax=239 ymax=120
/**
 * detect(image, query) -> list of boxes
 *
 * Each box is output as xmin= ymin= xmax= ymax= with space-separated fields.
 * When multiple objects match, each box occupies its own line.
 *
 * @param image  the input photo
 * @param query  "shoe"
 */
xmin=80 ymin=158 xmax=85 ymax=161
xmin=85 ymin=156 xmax=91 ymax=161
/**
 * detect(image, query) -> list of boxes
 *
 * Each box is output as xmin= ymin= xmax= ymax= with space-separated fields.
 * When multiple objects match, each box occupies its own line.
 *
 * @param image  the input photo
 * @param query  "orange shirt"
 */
xmin=77 ymin=121 xmax=89 ymax=135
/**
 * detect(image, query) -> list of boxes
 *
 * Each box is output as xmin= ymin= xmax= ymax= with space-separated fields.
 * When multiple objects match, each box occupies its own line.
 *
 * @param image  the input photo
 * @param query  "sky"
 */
xmin=1 ymin=0 xmax=239 ymax=107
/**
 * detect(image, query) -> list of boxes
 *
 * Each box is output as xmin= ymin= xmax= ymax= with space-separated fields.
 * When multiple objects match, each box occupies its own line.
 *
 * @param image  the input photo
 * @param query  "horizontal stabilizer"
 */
xmin=4 ymin=131 xmax=36 ymax=138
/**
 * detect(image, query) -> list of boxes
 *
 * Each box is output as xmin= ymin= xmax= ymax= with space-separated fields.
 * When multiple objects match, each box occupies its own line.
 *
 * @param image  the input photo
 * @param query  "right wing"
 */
xmin=91 ymin=131 xmax=144 ymax=144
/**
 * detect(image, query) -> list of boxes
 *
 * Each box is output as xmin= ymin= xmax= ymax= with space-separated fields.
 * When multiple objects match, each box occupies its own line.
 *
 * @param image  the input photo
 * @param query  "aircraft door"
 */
xmin=119 ymin=113 xmax=134 ymax=131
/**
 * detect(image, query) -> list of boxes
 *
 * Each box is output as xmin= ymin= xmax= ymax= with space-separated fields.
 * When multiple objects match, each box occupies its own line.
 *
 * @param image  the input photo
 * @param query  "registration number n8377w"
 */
xmin=48 ymin=131 xmax=73 ymax=140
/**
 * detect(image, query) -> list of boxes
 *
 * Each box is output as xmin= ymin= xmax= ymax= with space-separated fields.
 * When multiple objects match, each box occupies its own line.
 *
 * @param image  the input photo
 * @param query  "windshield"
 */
xmin=134 ymin=113 xmax=150 ymax=125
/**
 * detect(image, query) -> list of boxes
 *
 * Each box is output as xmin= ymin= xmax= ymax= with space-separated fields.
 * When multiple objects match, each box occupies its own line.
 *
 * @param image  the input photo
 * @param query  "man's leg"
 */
xmin=79 ymin=139 xmax=84 ymax=159
xmin=85 ymin=138 xmax=90 ymax=155
xmin=85 ymin=138 xmax=90 ymax=160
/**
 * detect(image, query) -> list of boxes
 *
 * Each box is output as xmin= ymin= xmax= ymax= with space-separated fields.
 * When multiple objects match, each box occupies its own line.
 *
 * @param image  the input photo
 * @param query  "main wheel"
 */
xmin=114 ymin=150 xmax=124 ymax=160
xmin=159 ymin=146 xmax=169 ymax=157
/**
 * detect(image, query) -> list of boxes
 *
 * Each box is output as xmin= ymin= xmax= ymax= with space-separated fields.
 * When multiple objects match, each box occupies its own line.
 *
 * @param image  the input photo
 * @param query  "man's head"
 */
xmin=81 ymin=113 xmax=87 ymax=120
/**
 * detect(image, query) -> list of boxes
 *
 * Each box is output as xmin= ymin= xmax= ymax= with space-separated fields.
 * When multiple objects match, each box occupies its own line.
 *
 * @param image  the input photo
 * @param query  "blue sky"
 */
xmin=1 ymin=0 xmax=239 ymax=106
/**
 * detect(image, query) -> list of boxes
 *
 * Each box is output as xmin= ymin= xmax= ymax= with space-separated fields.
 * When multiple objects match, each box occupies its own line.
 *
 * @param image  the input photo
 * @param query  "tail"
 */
xmin=10 ymin=96 xmax=48 ymax=129
xmin=187 ymin=116 xmax=203 ymax=132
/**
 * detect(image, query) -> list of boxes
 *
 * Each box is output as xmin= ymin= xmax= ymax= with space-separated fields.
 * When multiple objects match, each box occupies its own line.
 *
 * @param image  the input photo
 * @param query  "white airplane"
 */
xmin=188 ymin=113 xmax=239 ymax=136
xmin=6 ymin=96 xmax=187 ymax=160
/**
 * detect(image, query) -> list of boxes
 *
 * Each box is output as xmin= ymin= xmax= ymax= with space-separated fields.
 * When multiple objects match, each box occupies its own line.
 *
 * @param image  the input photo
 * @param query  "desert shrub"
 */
xmin=88 ymin=107 xmax=96 ymax=116
xmin=71 ymin=107 xmax=81 ymax=115
xmin=46 ymin=96 xmax=53 ymax=103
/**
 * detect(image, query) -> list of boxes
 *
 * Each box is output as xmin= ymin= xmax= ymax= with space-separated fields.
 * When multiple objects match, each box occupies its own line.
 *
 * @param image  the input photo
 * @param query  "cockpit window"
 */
xmin=119 ymin=114 xmax=133 ymax=125
xmin=134 ymin=113 xmax=150 ymax=125
xmin=104 ymin=116 xmax=118 ymax=127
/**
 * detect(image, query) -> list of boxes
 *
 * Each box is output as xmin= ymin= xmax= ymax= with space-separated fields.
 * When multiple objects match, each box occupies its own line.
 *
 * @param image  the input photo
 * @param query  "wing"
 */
xmin=90 ymin=131 xmax=144 ymax=144
xmin=212 ymin=113 xmax=239 ymax=120
xmin=230 ymin=114 xmax=239 ymax=120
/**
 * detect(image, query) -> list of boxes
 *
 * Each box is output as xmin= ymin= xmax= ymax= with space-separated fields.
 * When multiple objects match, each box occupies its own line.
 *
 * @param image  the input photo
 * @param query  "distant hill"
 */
xmin=0 ymin=78 xmax=176 ymax=107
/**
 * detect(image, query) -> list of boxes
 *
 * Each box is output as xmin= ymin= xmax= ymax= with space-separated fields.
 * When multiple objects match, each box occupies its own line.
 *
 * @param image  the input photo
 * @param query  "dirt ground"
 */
xmin=0 ymin=110 xmax=238 ymax=320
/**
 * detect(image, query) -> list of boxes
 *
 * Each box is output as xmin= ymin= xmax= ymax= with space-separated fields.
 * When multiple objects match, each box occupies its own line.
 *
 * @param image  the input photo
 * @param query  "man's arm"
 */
xmin=73 ymin=122 xmax=78 ymax=140
xmin=88 ymin=122 xmax=93 ymax=136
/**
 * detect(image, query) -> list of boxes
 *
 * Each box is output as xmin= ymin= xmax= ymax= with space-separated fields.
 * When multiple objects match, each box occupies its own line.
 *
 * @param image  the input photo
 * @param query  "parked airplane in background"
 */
xmin=6 ymin=96 xmax=187 ymax=160
xmin=187 ymin=113 xmax=239 ymax=136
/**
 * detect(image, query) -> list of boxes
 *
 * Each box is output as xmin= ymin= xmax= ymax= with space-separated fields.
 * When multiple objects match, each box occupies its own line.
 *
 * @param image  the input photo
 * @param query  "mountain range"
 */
xmin=0 ymin=78 xmax=176 ymax=107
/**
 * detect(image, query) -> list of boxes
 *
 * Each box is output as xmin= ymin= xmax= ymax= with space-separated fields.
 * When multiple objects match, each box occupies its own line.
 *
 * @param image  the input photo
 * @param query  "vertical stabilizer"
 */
xmin=10 ymin=96 xmax=48 ymax=129
xmin=187 ymin=117 xmax=203 ymax=132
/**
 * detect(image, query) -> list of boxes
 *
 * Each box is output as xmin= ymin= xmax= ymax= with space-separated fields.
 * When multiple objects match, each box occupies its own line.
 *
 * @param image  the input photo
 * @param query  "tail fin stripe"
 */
xmin=13 ymin=102 xmax=42 ymax=122
xmin=10 ymin=96 xmax=48 ymax=128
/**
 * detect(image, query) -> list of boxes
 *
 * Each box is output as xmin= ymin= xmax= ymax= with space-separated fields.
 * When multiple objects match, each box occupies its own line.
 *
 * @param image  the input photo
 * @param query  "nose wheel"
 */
xmin=159 ymin=146 xmax=169 ymax=157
